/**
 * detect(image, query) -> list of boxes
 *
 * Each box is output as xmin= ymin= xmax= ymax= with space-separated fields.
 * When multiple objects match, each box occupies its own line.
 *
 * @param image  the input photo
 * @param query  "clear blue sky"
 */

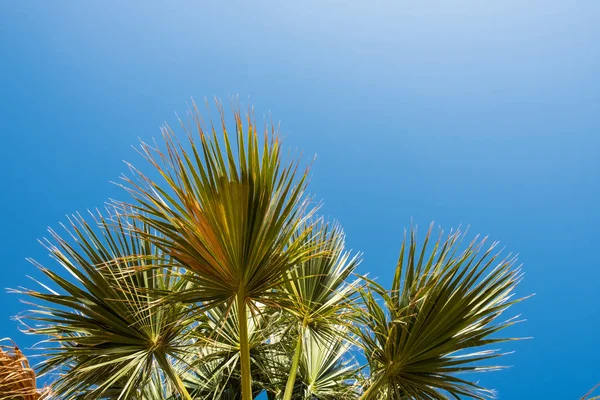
xmin=1 ymin=1 xmax=599 ymax=398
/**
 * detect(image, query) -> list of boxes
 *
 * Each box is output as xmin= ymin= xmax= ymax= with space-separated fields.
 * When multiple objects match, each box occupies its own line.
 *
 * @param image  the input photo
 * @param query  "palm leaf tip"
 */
xmin=582 ymin=383 xmax=600 ymax=400
xmin=357 ymin=226 xmax=528 ymax=400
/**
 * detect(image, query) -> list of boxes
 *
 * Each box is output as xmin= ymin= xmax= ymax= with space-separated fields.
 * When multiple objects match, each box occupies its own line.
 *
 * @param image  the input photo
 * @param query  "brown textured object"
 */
xmin=0 ymin=340 xmax=49 ymax=400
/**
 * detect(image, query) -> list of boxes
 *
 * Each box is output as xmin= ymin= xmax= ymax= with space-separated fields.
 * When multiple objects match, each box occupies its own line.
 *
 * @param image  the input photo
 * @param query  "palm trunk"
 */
xmin=282 ymin=326 xmax=304 ymax=400
xmin=238 ymin=288 xmax=253 ymax=400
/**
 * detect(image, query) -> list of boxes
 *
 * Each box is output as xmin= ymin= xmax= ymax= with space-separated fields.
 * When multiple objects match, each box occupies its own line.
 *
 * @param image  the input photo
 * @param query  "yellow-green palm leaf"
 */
xmin=582 ymin=383 xmax=600 ymax=400
xmin=280 ymin=221 xmax=361 ymax=400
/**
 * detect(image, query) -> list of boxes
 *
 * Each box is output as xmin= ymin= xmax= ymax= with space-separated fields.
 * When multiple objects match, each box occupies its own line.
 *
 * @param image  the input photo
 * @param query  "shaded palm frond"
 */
xmin=14 ymin=211 xmax=195 ymax=400
xmin=357 ymin=226 xmax=527 ymax=400
xmin=0 ymin=339 xmax=50 ymax=400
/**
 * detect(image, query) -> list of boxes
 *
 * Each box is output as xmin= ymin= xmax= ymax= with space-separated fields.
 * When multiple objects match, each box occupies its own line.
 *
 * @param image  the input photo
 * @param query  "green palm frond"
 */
xmin=118 ymin=101 xmax=319 ymax=399
xmin=0 ymin=339 xmax=50 ymax=400
xmin=119 ymin=101 xmax=318 ymax=308
xmin=14 ymin=211 xmax=195 ymax=400
xmin=357 ymin=226 xmax=527 ymax=400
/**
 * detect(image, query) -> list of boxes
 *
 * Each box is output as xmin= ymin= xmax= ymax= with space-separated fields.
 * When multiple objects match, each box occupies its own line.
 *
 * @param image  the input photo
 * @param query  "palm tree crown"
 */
xmin=6 ymin=102 xmax=529 ymax=400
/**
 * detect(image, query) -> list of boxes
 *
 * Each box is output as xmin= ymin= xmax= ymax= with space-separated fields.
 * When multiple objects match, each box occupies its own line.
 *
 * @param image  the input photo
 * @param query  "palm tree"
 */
xmin=117 ymin=102 xmax=320 ymax=400
xmin=10 ymin=102 xmax=533 ymax=399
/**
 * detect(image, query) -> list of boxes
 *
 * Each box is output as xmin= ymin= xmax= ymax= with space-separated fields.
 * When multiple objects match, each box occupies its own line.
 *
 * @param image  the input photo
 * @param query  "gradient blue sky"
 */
xmin=1 ymin=1 xmax=599 ymax=398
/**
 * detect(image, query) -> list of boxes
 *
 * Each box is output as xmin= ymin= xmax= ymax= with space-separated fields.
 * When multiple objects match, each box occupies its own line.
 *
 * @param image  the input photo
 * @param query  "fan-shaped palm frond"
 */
xmin=280 ymin=222 xmax=361 ymax=400
xmin=356 ymin=227 xmax=526 ymax=400
xmin=266 ymin=330 xmax=359 ymax=400
xmin=15 ymin=211 xmax=195 ymax=400
xmin=0 ymin=339 xmax=50 ymax=400
xmin=296 ymin=331 xmax=359 ymax=400
xmin=119 ymin=101 xmax=319 ymax=399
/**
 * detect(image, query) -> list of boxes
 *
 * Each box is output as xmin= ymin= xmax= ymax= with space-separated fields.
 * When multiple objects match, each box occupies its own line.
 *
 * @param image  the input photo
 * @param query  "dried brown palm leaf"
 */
xmin=0 ymin=339 xmax=50 ymax=400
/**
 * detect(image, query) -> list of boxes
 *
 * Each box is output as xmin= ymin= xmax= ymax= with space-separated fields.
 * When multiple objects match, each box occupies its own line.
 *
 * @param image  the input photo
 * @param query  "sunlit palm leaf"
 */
xmin=357 ymin=226 xmax=527 ymax=400
xmin=282 ymin=221 xmax=361 ymax=337
xmin=268 ymin=330 xmax=359 ymax=400
xmin=280 ymin=221 xmax=361 ymax=399
xmin=14 ymin=211 xmax=195 ymax=400
xmin=0 ymin=339 xmax=50 ymax=400
xmin=297 ymin=331 xmax=359 ymax=400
